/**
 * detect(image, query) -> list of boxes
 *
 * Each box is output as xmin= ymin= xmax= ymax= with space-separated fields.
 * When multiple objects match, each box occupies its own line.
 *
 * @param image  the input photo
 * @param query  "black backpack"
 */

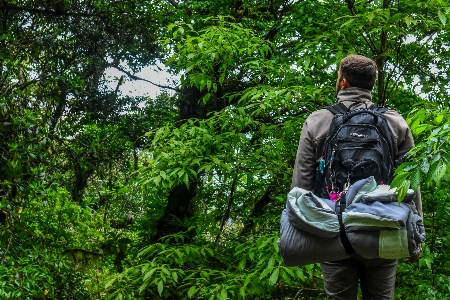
xmin=314 ymin=102 xmax=397 ymax=199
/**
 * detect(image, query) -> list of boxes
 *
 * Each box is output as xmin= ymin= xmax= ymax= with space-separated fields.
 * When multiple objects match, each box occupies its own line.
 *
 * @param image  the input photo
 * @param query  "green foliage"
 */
xmin=0 ymin=247 xmax=89 ymax=299
xmin=101 ymin=233 xmax=322 ymax=299
xmin=391 ymin=107 xmax=450 ymax=195
xmin=165 ymin=16 xmax=275 ymax=100
xmin=392 ymin=105 xmax=450 ymax=298
xmin=2 ymin=0 xmax=450 ymax=299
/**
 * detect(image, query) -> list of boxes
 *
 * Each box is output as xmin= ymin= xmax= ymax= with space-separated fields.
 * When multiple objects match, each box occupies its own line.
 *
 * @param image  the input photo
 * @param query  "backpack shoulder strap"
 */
xmin=325 ymin=102 xmax=348 ymax=115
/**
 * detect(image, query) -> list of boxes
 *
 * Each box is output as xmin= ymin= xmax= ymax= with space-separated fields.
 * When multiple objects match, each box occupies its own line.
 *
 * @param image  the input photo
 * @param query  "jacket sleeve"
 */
xmin=396 ymin=115 xmax=416 ymax=158
xmin=291 ymin=117 xmax=317 ymax=191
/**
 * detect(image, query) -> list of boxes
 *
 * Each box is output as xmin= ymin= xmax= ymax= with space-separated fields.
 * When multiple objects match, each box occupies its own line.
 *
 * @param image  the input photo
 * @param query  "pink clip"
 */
xmin=330 ymin=192 xmax=342 ymax=202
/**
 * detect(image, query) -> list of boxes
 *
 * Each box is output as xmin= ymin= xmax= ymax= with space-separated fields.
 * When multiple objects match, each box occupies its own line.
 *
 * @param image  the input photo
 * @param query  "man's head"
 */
xmin=335 ymin=55 xmax=377 ymax=96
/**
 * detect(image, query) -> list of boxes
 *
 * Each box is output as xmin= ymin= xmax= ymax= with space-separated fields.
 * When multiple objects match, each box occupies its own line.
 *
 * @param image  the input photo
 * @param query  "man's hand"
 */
xmin=405 ymin=244 xmax=422 ymax=262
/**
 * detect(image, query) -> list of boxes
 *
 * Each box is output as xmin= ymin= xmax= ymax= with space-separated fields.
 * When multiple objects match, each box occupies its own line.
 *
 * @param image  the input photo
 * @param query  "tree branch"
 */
xmin=344 ymin=0 xmax=378 ymax=55
xmin=166 ymin=0 xmax=179 ymax=8
xmin=112 ymin=65 xmax=181 ymax=93
xmin=0 ymin=79 xmax=40 ymax=97
xmin=114 ymin=75 xmax=124 ymax=95
xmin=240 ymin=183 xmax=276 ymax=236
xmin=215 ymin=166 xmax=240 ymax=243
xmin=0 ymin=5 xmax=104 ymax=17
xmin=386 ymin=32 xmax=438 ymax=100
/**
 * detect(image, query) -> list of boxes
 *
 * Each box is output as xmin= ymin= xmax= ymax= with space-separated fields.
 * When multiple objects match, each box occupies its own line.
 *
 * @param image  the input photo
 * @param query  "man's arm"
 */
xmin=291 ymin=119 xmax=317 ymax=191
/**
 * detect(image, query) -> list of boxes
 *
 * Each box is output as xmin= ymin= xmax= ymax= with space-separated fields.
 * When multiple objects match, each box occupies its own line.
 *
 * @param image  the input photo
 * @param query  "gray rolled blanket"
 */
xmin=278 ymin=177 xmax=425 ymax=266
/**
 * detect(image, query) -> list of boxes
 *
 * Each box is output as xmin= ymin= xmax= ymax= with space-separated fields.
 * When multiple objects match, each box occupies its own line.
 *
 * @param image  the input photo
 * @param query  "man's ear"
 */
xmin=341 ymin=78 xmax=349 ymax=90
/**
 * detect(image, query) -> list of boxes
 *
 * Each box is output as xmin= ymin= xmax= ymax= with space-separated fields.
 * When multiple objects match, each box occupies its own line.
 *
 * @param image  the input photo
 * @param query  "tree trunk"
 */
xmin=240 ymin=184 xmax=276 ymax=236
xmin=376 ymin=29 xmax=388 ymax=105
xmin=152 ymin=85 xmax=203 ymax=241
xmin=152 ymin=182 xmax=197 ymax=242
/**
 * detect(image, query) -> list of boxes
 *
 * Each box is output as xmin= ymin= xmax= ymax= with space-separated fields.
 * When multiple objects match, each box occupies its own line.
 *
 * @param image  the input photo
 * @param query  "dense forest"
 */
xmin=1 ymin=0 xmax=450 ymax=299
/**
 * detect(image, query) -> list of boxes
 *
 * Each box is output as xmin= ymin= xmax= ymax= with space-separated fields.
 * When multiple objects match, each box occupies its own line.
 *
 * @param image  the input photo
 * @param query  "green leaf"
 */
xmin=141 ymin=263 xmax=150 ymax=274
xmin=206 ymin=247 xmax=214 ymax=256
xmin=187 ymin=286 xmax=197 ymax=298
xmin=153 ymin=175 xmax=162 ymax=186
xmin=435 ymin=114 xmax=444 ymax=125
xmin=394 ymin=162 xmax=418 ymax=175
xmin=296 ymin=268 xmax=305 ymax=281
xmin=238 ymin=258 xmax=246 ymax=271
xmin=105 ymin=277 xmax=117 ymax=289
xmin=427 ymin=160 xmax=441 ymax=182
xmin=212 ymin=156 xmax=221 ymax=165
xmin=168 ymin=24 xmax=176 ymax=31
xmin=239 ymin=287 xmax=245 ymax=298
xmin=161 ymin=267 xmax=171 ymax=276
xmin=442 ymin=154 xmax=450 ymax=165
xmin=246 ymin=172 xmax=253 ymax=187
xmin=183 ymin=173 xmax=190 ymax=188
xmin=221 ymin=288 xmax=228 ymax=300
xmin=405 ymin=15 xmax=412 ymax=26
xmin=303 ymin=56 xmax=311 ymax=69
xmin=397 ymin=180 xmax=410 ymax=202
xmin=143 ymin=269 xmax=156 ymax=281
xmin=305 ymin=264 xmax=314 ymax=277
xmin=138 ymin=281 xmax=149 ymax=294
xmin=244 ymin=273 xmax=253 ymax=286
xmin=420 ymin=158 xmax=430 ymax=174
xmin=267 ymin=256 xmax=275 ymax=269
xmin=259 ymin=267 xmax=271 ymax=279
xmin=219 ymin=72 xmax=226 ymax=85
xmin=269 ymin=268 xmax=279 ymax=285
xmin=434 ymin=161 xmax=446 ymax=185
xmin=425 ymin=257 xmax=432 ymax=270
xmin=283 ymin=266 xmax=295 ymax=278
xmin=412 ymin=124 xmax=429 ymax=136
xmin=340 ymin=18 xmax=355 ymax=28
xmin=438 ymin=10 xmax=447 ymax=26
xmin=390 ymin=172 xmax=409 ymax=190
xmin=157 ymin=280 xmax=164 ymax=296
xmin=410 ymin=167 xmax=422 ymax=191
xmin=280 ymin=268 xmax=293 ymax=285
xmin=273 ymin=238 xmax=279 ymax=253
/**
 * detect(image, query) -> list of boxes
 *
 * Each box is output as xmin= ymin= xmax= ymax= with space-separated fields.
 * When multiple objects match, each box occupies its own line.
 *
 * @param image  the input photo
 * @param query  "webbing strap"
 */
xmin=327 ymin=101 xmax=390 ymax=115
xmin=326 ymin=102 xmax=348 ymax=115
xmin=369 ymin=104 xmax=389 ymax=114
xmin=337 ymin=194 xmax=356 ymax=255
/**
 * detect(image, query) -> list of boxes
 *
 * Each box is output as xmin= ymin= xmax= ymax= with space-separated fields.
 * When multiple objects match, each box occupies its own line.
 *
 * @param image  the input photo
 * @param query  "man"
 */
xmin=291 ymin=54 xmax=422 ymax=300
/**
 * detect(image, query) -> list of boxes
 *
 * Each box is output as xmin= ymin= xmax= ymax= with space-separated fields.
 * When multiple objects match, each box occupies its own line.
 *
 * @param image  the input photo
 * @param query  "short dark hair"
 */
xmin=339 ymin=55 xmax=377 ymax=90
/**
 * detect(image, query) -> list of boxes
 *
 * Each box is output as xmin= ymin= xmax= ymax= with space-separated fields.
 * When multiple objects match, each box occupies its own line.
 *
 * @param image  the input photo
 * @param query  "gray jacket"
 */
xmin=291 ymin=87 xmax=422 ymax=216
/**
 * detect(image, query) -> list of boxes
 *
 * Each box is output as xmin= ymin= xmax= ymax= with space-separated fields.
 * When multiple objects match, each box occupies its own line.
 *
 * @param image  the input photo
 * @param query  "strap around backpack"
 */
xmin=369 ymin=104 xmax=389 ymax=114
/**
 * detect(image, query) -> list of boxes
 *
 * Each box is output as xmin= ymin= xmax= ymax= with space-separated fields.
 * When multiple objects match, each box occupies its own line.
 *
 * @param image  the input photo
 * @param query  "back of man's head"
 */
xmin=339 ymin=55 xmax=377 ymax=91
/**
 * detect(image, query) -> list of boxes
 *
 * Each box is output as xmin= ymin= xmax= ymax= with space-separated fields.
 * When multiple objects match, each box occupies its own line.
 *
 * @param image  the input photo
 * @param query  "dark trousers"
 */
xmin=320 ymin=255 xmax=398 ymax=300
